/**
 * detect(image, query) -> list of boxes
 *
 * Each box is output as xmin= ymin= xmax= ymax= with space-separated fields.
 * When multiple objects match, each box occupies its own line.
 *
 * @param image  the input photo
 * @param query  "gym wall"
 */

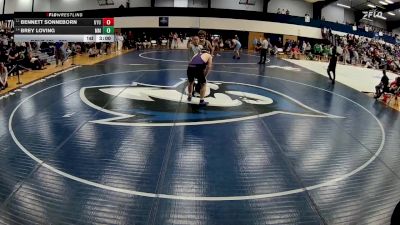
xmin=115 ymin=16 xmax=323 ymax=39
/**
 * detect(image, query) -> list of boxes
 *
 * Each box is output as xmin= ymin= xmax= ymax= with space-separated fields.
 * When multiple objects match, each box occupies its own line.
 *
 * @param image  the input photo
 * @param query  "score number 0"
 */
xmin=102 ymin=18 xmax=114 ymax=26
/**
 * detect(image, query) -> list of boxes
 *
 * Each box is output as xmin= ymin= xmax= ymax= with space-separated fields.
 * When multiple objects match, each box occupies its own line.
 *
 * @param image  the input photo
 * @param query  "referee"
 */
xmin=258 ymin=34 xmax=269 ymax=64
xmin=327 ymin=46 xmax=337 ymax=84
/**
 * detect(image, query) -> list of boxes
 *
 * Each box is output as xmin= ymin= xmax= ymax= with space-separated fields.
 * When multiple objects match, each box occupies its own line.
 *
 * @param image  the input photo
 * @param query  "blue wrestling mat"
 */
xmin=0 ymin=50 xmax=399 ymax=224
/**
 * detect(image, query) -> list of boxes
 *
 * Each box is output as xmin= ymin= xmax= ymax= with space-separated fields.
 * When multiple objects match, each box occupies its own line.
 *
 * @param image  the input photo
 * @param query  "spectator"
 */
xmin=336 ymin=44 xmax=343 ymax=57
xmin=313 ymin=43 xmax=322 ymax=56
xmin=135 ymin=38 xmax=144 ymax=50
xmin=8 ymin=44 xmax=22 ymax=76
xmin=284 ymin=40 xmax=292 ymax=53
xmin=322 ymin=44 xmax=330 ymax=60
xmin=310 ymin=27 xmax=400 ymax=74
xmin=374 ymin=70 xmax=389 ymax=99
xmin=305 ymin=42 xmax=312 ymax=54
xmin=173 ymin=32 xmax=179 ymax=49
xmin=1 ymin=34 xmax=8 ymax=47
xmin=143 ymin=39 xmax=151 ymax=49
xmin=88 ymin=46 xmax=99 ymax=57
xmin=116 ymin=33 xmax=124 ymax=51
xmin=0 ymin=62 xmax=7 ymax=90
xmin=253 ymin=37 xmax=259 ymax=52
xmin=168 ymin=32 xmax=173 ymax=49
xmin=290 ymin=44 xmax=301 ymax=60
xmin=276 ymin=37 xmax=283 ymax=49
xmin=389 ymin=77 xmax=400 ymax=94
xmin=353 ymin=47 xmax=360 ymax=65
xmin=219 ymin=36 xmax=224 ymax=50
xmin=24 ymin=52 xmax=44 ymax=70
xmin=54 ymin=42 xmax=65 ymax=66
xmin=301 ymin=41 xmax=307 ymax=54
xmin=277 ymin=8 xmax=281 ymax=14
xmin=286 ymin=9 xmax=290 ymax=15
xmin=0 ymin=50 xmax=8 ymax=62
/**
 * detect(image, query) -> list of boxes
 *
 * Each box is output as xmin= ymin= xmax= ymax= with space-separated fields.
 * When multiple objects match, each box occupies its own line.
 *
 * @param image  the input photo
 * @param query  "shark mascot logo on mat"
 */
xmin=80 ymin=79 xmax=343 ymax=126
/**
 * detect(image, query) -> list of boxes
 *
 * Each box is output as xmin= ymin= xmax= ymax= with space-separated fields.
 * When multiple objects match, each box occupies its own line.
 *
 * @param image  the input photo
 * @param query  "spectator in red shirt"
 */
xmin=291 ymin=45 xmax=300 ymax=60
xmin=389 ymin=77 xmax=400 ymax=94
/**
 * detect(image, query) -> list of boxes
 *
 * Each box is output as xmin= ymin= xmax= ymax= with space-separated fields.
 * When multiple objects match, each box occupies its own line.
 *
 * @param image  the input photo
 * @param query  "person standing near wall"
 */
xmin=168 ymin=32 xmax=173 ymax=49
xmin=302 ymin=41 xmax=307 ymax=54
xmin=117 ymin=33 xmax=124 ymax=52
xmin=343 ymin=45 xmax=349 ymax=65
xmin=173 ymin=32 xmax=179 ymax=49
xmin=54 ymin=41 xmax=65 ymax=67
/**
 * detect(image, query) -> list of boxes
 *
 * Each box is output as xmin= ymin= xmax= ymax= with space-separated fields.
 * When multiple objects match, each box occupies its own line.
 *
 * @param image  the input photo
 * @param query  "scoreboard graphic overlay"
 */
xmin=14 ymin=12 xmax=114 ymax=43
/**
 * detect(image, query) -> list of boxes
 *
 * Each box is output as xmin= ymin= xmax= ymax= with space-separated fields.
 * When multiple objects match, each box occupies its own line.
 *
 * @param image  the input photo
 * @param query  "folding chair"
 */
xmin=161 ymin=40 xmax=168 ymax=48
xmin=150 ymin=40 xmax=157 ymax=48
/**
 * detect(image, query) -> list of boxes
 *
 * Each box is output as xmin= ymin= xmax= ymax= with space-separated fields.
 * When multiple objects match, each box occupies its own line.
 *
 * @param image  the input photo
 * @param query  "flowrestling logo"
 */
xmin=362 ymin=9 xmax=385 ymax=20
xmin=46 ymin=12 xmax=83 ymax=18
xmin=80 ymin=79 xmax=343 ymax=126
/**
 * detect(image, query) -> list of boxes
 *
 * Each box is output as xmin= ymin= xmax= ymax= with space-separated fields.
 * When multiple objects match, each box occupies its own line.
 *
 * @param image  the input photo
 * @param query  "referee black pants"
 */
xmin=259 ymin=49 xmax=267 ymax=63
xmin=327 ymin=67 xmax=336 ymax=81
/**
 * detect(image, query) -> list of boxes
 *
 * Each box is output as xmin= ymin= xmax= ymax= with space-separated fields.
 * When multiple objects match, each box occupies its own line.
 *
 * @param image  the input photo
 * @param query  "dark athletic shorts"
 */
xmin=187 ymin=65 xmax=206 ymax=84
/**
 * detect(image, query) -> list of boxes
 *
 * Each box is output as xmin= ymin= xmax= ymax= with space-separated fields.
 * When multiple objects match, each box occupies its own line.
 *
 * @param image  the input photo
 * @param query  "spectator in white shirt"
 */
xmin=116 ymin=33 xmax=124 ymax=51
xmin=302 ymin=41 xmax=307 ymax=54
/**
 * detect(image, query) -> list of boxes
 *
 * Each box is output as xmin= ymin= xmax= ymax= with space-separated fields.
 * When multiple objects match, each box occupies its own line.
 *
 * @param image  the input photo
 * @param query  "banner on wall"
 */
xmin=362 ymin=9 xmax=385 ymax=20
xmin=305 ymin=15 xmax=310 ymax=23
xmin=159 ymin=17 xmax=169 ymax=27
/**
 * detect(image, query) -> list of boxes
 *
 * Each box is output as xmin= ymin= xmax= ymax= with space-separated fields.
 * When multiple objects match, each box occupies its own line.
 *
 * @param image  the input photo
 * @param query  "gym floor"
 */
xmin=0 ymin=50 xmax=399 ymax=224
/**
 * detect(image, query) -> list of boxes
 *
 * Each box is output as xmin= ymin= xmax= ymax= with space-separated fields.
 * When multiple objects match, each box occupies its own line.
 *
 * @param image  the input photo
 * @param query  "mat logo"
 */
xmin=80 ymin=79 xmax=343 ymax=126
